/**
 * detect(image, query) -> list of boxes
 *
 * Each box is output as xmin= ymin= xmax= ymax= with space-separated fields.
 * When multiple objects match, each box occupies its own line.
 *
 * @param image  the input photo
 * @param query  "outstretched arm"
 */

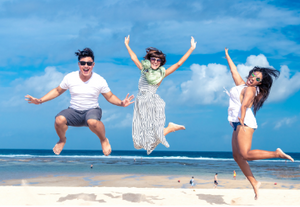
xmin=25 ymin=86 xmax=66 ymax=104
xmin=102 ymin=91 xmax=134 ymax=107
xmin=225 ymin=48 xmax=245 ymax=86
xmin=165 ymin=36 xmax=197 ymax=77
xmin=238 ymin=87 xmax=256 ymax=130
xmin=124 ymin=35 xmax=143 ymax=70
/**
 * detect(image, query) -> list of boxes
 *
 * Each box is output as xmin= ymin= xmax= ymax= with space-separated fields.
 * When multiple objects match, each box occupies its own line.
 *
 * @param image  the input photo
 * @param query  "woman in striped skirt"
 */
xmin=124 ymin=35 xmax=196 ymax=154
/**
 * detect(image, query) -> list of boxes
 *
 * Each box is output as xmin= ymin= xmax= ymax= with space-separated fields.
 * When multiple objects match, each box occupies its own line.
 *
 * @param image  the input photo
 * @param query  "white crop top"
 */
xmin=225 ymin=84 xmax=259 ymax=129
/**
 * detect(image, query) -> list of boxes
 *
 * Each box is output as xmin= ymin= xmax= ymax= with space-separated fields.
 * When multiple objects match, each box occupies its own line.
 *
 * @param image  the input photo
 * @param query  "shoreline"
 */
xmin=1 ymin=174 xmax=300 ymax=189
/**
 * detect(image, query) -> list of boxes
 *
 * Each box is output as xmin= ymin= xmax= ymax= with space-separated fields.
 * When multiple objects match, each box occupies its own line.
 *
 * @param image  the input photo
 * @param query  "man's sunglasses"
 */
xmin=251 ymin=72 xmax=261 ymax=82
xmin=79 ymin=61 xmax=93 ymax=66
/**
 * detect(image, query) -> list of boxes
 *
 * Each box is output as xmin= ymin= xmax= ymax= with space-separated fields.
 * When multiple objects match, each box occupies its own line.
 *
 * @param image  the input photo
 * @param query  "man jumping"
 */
xmin=25 ymin=48 xmax=134 ymax=156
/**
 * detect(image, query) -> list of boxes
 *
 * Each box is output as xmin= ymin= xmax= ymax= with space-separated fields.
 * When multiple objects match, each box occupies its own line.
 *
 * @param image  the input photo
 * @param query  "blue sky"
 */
xmin=0 ymin=0 xmax=299 ymax=153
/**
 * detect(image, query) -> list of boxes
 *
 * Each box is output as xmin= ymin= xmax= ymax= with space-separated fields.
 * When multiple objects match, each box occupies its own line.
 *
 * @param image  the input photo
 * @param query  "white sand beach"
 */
xmin=0 ymin=174 xmax=299 ymax=206
xmin=0 ymin=186 xmax=300 ymax=206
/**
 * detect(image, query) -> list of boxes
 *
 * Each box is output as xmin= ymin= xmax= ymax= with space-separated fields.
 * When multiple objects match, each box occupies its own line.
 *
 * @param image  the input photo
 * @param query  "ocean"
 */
xmin=0 ymin=149 xmax=299 ymax=184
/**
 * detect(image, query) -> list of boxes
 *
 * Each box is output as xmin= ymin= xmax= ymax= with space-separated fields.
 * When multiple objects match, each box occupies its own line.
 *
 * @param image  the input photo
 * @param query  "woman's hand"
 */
xmin=225 ymin=47 xmax=245 ymax=86
xmin=238 ymin=117 xmax=246 ymax=132
xmin=191 ymin=36 xmax=197 ymax=50
xmin=165 ymin=36 xmax=196 ymax=77
xmin=121 ymin=93 xmax=135 ymax=107
xmin=225 ymin=47 xmax=229 ymax=56
xmin=124 ymin=35 xmax=130 ymax=46
xmin=25 ymin=95 xmax=42 ymax=105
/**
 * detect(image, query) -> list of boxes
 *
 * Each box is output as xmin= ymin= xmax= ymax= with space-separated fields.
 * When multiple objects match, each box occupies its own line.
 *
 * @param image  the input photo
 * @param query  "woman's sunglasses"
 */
xmin=251 ymin=72 xmax=261 ymax=82
xmin=79 ymin=61 xmax=94 ymax=66
xmin=150 ymin=57 xmax=161 ymax=63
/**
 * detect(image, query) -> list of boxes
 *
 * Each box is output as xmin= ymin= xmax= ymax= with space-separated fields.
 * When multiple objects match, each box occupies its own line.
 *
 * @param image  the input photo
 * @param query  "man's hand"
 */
xmin=121 ymin=93 xmax=134 ymax=107
xmin=25 ymin=95 xmax=42 ymax=105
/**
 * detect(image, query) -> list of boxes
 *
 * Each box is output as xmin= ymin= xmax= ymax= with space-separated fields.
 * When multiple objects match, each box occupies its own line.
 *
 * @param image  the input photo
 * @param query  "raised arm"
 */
xmin=238 ymin=87 xmax=256 ymax=130
xmin=165 ymin=36 xmax=197 ymax=77
xmin=25 ymin=86 xmax=66 ymax=104
xmin=102 ymin=91 xmax=134 ymax=107
xmin=225 ymin=48 xmax=245 ymax=86
xmin=124 ymin=35 xmax=143 ymax=70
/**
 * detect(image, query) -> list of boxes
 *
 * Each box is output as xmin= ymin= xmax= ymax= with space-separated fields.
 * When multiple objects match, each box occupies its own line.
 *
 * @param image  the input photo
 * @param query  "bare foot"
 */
xmin=276 ymin=148 xmax=294 ymax=162
xmin=168 ymin=122 xmax=185 ymax=132
xmin=53 ymin=137 xmax=66 ymax=155
xmin=254 ymin=181 xmax=261 ymax=200
xmin=101 ymin=138 xmax=111 ymax=156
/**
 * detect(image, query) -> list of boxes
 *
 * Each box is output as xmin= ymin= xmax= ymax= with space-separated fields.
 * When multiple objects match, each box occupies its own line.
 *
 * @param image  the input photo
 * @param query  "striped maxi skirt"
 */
xmin=132 ymin=91 xmax=170 ymax=154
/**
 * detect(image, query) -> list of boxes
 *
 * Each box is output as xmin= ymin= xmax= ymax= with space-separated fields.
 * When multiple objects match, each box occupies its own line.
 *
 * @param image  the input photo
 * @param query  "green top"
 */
xmin=141 ymin=59 xmax=166 ymax=85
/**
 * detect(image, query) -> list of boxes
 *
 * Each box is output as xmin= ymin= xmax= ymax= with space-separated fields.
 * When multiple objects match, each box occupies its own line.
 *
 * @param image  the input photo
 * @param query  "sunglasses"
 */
xmin=251 ymin=72 xmax=261 ymax=82
xmin=150 ymin=57 xmax=161 ymax=63
xmin=79 ymin=61 xmax=93 ymax=66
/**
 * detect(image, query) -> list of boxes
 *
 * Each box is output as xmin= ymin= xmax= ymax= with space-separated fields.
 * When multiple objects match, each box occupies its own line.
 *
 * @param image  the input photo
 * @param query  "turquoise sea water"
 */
xmin=0 ymin=149 xmax=299 ymax=184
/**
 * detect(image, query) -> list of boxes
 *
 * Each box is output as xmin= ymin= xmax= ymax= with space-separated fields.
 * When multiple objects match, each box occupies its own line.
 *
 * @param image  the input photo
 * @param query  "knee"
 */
xmin=232 ymin=153 xmax=240 ymax=162
xmin=87 ymin=119 xmax=99 ymax=129
xmin=55 ymin=116 xmax=67 ymax=127
xmin=240 ymin=152 xmax=250 ymax=161
xmin=233 ymin=151 xmax=248 ymax=162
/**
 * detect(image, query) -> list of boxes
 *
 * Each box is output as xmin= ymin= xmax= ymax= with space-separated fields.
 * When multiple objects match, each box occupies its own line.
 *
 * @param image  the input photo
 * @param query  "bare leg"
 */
xmin=87 ymin=119 xmax=111 ymax=156
xmin=164 ymin=122 xmax=185 ymax=136
xmin=53 ymin=115 xmax=68 ymax=155
xmin=235 ymin=127 xmax=294 ymax=161
xmin=232 ymin=125 xmax=294 ymax=199
xmin=232 ymin=127 xmax=261 ymax=200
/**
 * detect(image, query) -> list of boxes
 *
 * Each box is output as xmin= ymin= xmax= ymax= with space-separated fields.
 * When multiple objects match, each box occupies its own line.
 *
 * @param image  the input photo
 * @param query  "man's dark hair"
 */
xmin=75 ymin=48 xmax=94 ymax=61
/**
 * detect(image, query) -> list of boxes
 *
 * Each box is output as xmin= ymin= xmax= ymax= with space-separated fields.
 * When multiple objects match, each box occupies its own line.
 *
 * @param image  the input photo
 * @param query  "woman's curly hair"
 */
xmin=143 ymin=47 xmax=166 ymax=66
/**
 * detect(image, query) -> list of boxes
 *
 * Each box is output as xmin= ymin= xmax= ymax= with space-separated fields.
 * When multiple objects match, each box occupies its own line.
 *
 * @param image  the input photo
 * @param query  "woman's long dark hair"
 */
xmin=248 ymin=66 xmax=280 ymax=115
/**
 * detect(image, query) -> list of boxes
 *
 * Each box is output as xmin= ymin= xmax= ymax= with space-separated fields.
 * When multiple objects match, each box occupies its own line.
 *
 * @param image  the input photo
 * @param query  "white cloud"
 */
xmin=222 ymin=134 xmax=231 ymax=141
xmin=2 ymin=67 xmax=65 ymax=107
xmin=268 ymin=65 xmax=300 ymax=102
xmin=274 ymin=116 xmax=297 ymax=129
xmin=1 ymin=0 xmax=300 ymax=68
xmin=179 ymin=54 xmax=300 ymax=105
xmin=102 ymin=112 xmax=120 ymax=123
xmin=180 ymin=63 xmax=232 ymax=105
xmin=118 ymin=113 xmax=133 ymax=128
xmin=261 ymin=121 xmax=268 ymax=128
xmin=102 ymin=108 xmax=133 ymax=128
xmin=20 ymin=67 xmax=64 ymax=95
xmin=104 ymin=113 xmax=133 ymax=128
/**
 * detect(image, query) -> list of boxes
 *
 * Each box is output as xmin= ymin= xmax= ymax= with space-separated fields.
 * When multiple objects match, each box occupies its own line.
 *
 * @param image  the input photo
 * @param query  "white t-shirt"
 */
xmin=60 ymin=71 xmax=110 ymax=110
